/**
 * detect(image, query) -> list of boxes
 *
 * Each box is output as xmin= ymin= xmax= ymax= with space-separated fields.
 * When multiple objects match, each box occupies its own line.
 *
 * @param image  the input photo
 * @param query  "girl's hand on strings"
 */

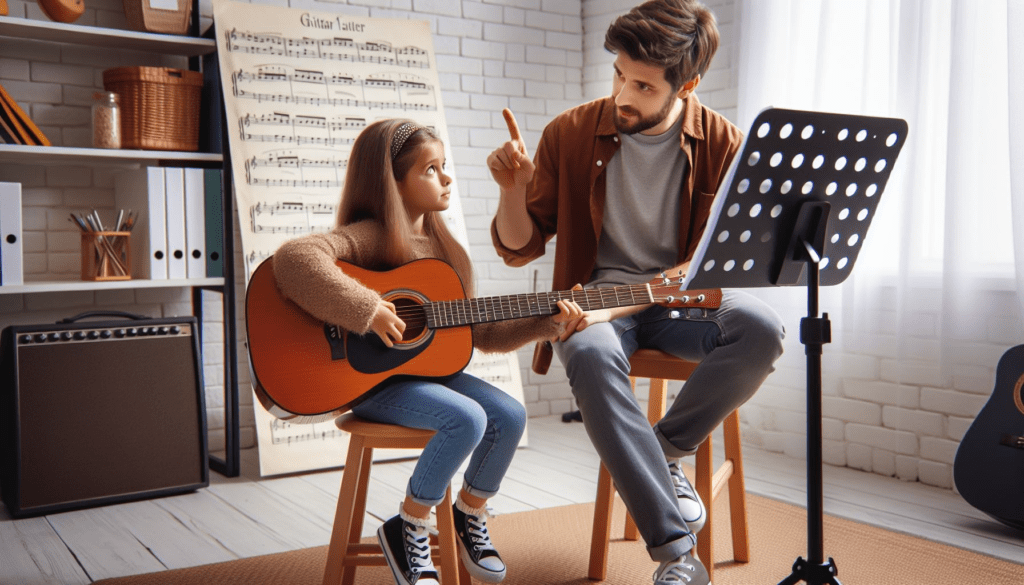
xmin=370 ymin=299 xmax=406 ymax=348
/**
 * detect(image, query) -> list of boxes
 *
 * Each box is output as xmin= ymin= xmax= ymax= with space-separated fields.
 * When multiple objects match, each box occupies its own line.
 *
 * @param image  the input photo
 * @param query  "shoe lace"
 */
xmin=464 ymin=512 xmax=497 ymax=553
xmin=668 ymin=460 xmax=697 ymax=500
xmin=404 ymin=522 xmax=436 ymax=574
xmin=654 ymin=556 xmax=696 ymax=583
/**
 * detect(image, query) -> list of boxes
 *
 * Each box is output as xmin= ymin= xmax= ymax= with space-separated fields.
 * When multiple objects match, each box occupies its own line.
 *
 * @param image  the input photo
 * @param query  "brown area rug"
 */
xmin=94 ymin=493 xmax=1021 ymax=585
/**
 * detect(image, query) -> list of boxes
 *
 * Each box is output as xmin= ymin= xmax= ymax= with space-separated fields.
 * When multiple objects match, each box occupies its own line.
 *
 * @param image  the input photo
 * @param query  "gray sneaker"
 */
xmin=668 ymin=459 xmax=707 ymax=533
xmin=653 ymin=550 xmax=710 ymax=585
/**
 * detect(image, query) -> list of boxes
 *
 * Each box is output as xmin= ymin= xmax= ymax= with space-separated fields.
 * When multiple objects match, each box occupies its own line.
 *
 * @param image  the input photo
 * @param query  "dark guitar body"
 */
xmin=953 ymin=344 xmax=1024 ymax=530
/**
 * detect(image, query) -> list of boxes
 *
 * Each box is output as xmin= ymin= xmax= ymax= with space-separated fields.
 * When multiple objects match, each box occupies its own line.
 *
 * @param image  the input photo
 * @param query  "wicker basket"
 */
xmin=122 ymin=0 xmax=191 ymax=35
xmin=103 ymin=66 xmax=203 ymax=152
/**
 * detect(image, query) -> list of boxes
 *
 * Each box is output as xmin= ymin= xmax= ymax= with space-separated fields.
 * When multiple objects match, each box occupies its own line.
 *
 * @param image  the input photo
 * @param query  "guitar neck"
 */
xmin=423 ymin=284 xmax=655 ymax=329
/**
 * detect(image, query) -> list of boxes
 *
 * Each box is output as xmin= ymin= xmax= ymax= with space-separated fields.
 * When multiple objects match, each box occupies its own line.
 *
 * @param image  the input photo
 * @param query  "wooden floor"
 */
xmin=2 ymin=415 xmax=1022 ymax=584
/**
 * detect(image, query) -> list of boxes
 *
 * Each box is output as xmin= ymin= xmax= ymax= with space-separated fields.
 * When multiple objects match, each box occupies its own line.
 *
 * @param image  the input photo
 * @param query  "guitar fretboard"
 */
xmin=424 ymin=284 xmax=654 ymax=329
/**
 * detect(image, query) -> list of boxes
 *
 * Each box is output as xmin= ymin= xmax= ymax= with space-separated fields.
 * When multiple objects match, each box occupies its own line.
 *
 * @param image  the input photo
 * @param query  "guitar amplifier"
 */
xmin=0 ymin=311 xmax=208 ymax=518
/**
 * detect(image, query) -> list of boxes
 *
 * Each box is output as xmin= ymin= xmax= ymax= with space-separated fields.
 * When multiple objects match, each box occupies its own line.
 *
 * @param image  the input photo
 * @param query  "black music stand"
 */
xmin=683 ymin=107 xmax=908 ymax=585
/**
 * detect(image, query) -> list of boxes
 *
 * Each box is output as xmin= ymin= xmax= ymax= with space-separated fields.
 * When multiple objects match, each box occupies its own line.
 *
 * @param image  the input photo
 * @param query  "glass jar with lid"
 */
xmin=92 ymin=91 xmax=121 ymax=149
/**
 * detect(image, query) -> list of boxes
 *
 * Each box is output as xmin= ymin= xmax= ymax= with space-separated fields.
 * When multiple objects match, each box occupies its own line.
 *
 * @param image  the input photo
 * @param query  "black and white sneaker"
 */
xmin=452 ymin=503 xmax=507 ymax=583
xmin=653 ymin=550 xmax=710 ymax=585
xmin=377 ymin=515 xmax=440 ymax=585
xmin=668 ymin=459 xmax=707 ymax=534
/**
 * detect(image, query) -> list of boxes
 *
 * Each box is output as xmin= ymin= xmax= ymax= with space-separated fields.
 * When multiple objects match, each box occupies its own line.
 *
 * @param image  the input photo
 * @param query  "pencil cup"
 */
xmin=81 ymin=231 xmax=131 ymax=281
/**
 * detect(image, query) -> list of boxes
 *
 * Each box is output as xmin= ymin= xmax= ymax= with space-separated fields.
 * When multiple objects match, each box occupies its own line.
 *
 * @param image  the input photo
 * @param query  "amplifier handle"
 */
xmin=57 ymin=310 xmax=150 ymax=324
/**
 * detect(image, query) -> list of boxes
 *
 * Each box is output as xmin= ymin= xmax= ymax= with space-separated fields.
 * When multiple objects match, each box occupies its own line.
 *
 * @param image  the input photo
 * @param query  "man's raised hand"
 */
xmin=487 ymin=108 xmax=535 ymax=190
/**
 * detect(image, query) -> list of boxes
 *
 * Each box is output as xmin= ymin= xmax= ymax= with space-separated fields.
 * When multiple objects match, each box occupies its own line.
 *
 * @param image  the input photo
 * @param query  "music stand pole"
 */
xmin=778 ymin=230 xmax=840 ymax=585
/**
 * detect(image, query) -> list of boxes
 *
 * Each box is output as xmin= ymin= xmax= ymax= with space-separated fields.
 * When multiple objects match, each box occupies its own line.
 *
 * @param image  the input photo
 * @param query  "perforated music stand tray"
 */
xmin=682 ymin=107 xmax=908 ymax=585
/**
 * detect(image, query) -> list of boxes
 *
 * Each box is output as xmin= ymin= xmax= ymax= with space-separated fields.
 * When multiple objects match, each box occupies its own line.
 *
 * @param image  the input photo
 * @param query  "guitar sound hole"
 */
xmin=390 ymin=297 xmax=427 ymax=343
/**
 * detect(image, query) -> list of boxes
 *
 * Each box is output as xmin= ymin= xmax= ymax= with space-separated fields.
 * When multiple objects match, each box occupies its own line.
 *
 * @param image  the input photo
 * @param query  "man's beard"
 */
xmin=613 ymin=93 xmax=677 ymax=135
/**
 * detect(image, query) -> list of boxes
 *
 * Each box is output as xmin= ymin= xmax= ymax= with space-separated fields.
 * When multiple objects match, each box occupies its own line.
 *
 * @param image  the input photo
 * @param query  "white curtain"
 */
xmin=737 ymin=0 xmax=1024 ymax=379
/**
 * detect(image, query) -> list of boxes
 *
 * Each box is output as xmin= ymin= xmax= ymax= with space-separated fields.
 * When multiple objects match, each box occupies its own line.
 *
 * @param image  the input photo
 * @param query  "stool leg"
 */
xmin=435 ymin=487 xmax=462 ymax=585
xmin=341 ymin=447 xmax=374 ymax=585
xmin=724 ymin=410 xmax=750 ymax=562
xmin=324 ymin=437 xmax=369 ymax=585
xmin=588 ymin=463 xmax=616 ymax=581
xmin=695 ymin=437 xmax=714 ymax=583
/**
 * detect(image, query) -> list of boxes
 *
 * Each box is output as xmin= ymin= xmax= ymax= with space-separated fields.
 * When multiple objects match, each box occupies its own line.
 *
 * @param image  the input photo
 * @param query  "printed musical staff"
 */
xmin=246 ymin=249 xmax=274 ymax=273
xmin=244 ymin=150 xmax=349 ymax=188
xmin=269 ymin=418 xmax=345 ymax=445
xmin=232 ymin=66 xmax=437 ymax=112
xmin=250 ymin=199 xmax=336 ymax=236
xmin=226 ymin=28 xmax=430 ymax=68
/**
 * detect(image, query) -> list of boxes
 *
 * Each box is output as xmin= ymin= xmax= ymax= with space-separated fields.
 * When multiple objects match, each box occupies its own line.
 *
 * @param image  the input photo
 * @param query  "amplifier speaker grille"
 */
xmin=1 ymin=317 xmax=208 ymax=518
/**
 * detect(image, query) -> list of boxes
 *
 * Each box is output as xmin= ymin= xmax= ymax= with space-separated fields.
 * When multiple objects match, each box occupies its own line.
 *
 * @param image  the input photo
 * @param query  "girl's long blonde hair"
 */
xmin=336 ymin=119 xmax=475 ymax=295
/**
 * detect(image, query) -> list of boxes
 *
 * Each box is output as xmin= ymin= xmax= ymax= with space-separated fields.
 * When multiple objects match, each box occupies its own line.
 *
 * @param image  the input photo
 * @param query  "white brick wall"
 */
xmin=5 ymin=0 xmax=1019 ymax=496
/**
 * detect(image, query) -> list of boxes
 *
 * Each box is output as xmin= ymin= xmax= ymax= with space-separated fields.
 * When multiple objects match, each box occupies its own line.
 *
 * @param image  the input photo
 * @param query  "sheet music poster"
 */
xmin=212 ymin=0 xmax=527 ymax=476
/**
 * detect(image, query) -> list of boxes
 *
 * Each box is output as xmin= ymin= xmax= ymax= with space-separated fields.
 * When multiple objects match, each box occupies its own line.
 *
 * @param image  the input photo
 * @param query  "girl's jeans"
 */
xmin=351 ymin=371 xmax=526 ymax=508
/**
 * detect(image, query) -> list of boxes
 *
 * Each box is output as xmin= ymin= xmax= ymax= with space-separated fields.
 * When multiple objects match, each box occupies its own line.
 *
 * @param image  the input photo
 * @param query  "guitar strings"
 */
xmin=384 ymin=289 xmax=704 ymax=325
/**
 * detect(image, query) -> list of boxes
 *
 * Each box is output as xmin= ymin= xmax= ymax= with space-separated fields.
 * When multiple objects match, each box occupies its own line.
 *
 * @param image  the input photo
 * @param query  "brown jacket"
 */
xmin=490 ymin=94 xmax=743 ymax=291
xmin=490 ymin=94 xmax=743 ymax=369
xmin=273 ymin=220 xmax=560 ymax=354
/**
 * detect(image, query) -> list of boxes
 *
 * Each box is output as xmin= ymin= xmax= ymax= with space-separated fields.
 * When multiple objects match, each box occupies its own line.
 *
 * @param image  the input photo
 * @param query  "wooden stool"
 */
xmin=323 ymin=413 xmax=471 ymax=585
xmin=588 ymin=349 xmax=750 ymax=583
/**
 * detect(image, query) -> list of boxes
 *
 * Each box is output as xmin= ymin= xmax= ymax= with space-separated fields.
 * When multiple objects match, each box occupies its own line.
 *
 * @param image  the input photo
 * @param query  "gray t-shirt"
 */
xmin=589 ymin=114 xmax=688 ymax=287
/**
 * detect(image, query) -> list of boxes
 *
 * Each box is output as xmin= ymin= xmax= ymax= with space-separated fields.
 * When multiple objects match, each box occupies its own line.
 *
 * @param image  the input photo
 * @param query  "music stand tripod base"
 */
xmin=779 ymin=557 xmax=841 ymax=585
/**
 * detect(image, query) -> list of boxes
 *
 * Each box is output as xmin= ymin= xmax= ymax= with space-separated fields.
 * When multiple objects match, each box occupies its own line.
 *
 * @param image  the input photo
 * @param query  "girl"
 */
xmin=273 ymin=119 xmax=580 ymax=585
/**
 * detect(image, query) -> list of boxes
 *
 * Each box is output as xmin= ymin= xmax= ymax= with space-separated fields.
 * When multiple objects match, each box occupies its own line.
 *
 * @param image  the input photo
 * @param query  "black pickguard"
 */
xmin=345 ymin=330 xmax=434 ymax=374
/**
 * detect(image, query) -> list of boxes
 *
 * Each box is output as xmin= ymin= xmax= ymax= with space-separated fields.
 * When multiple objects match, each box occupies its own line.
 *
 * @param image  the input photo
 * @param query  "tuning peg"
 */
xmin=681 ymin=295 xmax=690 ymax=304
xmin=697 ymin=294 xmax=706 ymax=302
xmin=666 ymin=295 xmax=675 ymax=303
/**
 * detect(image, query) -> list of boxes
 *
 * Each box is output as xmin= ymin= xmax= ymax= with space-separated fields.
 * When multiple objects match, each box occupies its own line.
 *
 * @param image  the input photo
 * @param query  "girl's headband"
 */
xmin=390 ymin=123 xmax=419 ymax=161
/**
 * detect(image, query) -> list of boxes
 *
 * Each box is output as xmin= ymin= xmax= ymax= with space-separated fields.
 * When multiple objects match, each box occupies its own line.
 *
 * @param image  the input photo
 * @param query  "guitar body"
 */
xmin=953 ymin=344 xmax=1024 ymax=530
xmin=246 ymin=257 xmax=473 ymax=422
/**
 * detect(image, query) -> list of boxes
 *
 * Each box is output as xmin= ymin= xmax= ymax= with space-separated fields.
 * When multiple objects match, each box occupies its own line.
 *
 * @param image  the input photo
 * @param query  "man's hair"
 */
xmin=604 ymin=0 xmax=720 ymax=91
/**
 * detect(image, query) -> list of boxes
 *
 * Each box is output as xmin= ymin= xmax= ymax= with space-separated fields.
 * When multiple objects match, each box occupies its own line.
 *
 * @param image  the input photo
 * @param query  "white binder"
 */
xmin=164 ymin=167 xmax=187 ymax=280
xmin=115 ymin=168 xmax=167 ymax=280
xmin=183 ymin=168 xmax=206 ymax=279
xmin=0 ymin=182 xmax=24 ymax=285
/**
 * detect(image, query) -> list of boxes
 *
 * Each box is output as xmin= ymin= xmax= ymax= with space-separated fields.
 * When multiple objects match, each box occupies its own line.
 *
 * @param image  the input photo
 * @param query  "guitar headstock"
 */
xmin=648 ymin=283 xmax=723 ymax=309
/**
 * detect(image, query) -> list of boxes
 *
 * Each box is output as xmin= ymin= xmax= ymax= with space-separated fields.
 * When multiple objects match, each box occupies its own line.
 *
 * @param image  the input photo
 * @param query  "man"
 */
xmin=487 ymin=1 xmax=785 ymax=583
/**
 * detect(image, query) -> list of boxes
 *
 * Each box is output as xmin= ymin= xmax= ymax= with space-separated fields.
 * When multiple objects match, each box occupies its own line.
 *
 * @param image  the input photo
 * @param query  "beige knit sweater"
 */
xmin=272 ymin=220 xmax=560 ymax=354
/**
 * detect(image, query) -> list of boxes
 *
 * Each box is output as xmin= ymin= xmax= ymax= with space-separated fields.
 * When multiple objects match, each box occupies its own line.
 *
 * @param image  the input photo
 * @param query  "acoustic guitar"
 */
xmin=953 ymin=344 xmax=1024 ymax=530
xmin=245 ymin=256 xmax=721 ymax=423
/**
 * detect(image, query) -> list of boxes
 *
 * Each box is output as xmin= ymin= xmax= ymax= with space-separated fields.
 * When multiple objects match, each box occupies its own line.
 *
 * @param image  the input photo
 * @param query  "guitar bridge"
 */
xmin=324 ymin=324 xmax=346 ymax=361
xmin=999 ymin=434 xmax=1024 ymax=450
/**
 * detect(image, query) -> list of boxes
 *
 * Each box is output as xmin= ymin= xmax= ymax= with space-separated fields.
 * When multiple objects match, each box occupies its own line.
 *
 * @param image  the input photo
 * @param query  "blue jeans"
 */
xmin=351 ymin=371 xmax=526 ymax=508
xmin=553 ymin=289 xmax=785 ymax=561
